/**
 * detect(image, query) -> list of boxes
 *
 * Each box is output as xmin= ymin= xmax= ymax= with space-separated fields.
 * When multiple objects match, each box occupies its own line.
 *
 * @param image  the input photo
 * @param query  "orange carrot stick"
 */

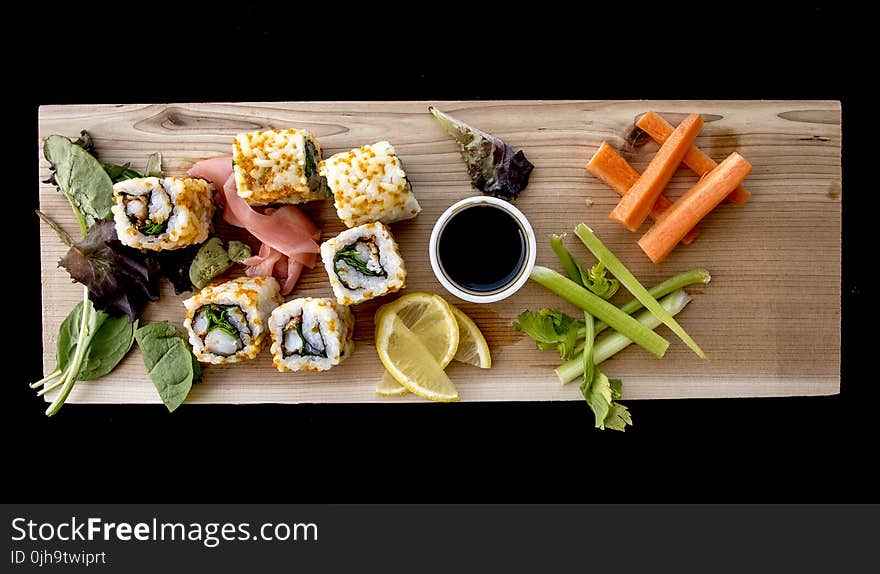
xmin=586 ymin=142 xmax=700 ymax=245
xmin=638 ymin=152 xmax=752 ymax=264
xmin=637 ymin=111 xmax=751 ymax=205
xmin=610 ymin=113 xmax=704 ymax=232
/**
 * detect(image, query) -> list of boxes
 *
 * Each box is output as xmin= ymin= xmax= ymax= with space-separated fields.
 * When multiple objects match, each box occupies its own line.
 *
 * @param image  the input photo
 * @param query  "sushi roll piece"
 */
xmin=112 ymin=177 xmax=213 ymax=251
xmin=232 ymin=129 xmax=326 ymax=206
xmin=183 ymin=276 xmax=282 ymax=364
xmin=319 ymin=141 xmax=421 ymax=228
xmin=268 ymin=298 xmax=355 ymax=372
xmin=320 ymin=222 xmax=406 ymax=306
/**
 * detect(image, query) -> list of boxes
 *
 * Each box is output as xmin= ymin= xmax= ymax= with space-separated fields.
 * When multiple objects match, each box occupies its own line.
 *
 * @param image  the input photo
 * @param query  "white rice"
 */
xmin=112 ymin=177 xmax=214 ymax=251
xmin=183 ymin=276 xmax=282 ymax=364
xmin=232 ymin=129 xmax=326 ymax=206
xmin=268 ymin=298 xmax=355 ymax=372
xmin=320 ymin=222 xmax=406 ymax=306
xmin=319 ymin=141 xmax=421 ymax=228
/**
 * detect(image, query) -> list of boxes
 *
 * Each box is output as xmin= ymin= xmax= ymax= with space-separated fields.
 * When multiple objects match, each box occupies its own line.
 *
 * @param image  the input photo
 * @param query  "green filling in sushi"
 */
xmin=281 ymin=314 xmax=327 ymax=358
xmin=191 ymin=304 xmax=252 ymax=357
xmin=332 ymin=237 xmax=388 ymax=290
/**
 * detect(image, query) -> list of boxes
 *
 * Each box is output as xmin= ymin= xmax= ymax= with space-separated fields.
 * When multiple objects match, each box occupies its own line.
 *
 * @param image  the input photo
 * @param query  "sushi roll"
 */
xmin=232 ymin=129 xmax=326 ymax=206
xmin=319 ymin=141 xmax=421 ymax=228
xmin=268 ymin=298 xmax=355 ymax=372
xmin=183 ymin=276 xmax=282 ymax=364
xmin=112 ymin=177 xmax=213 ymax=251
xmin=320 ymin=222 xmax=407 ymax=306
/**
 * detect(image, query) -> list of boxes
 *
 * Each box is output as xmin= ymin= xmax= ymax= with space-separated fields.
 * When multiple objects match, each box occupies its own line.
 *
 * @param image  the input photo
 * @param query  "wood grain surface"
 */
xmin=37 ymin=101 xmax=842 ymax=404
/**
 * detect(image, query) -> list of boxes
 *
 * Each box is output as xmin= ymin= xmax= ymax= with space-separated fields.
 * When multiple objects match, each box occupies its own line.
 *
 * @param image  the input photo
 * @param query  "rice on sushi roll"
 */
xmin=268 ymin=298 xmax=355 ymax=372
xmin=320 ymin=222 xmax=406 ymax=306
xmin=232 ymin=129 xmax=326 ymax=206
xmin=112 ymin=177 xmax=213 ymax=251
xmin=319 ymin=141 xmax=421 ymax=228
xmin=183 ymin=276 xmax=282 ymax=364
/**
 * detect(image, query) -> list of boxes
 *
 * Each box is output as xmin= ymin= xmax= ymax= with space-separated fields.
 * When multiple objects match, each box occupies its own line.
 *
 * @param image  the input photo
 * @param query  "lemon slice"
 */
xmin=449 ymin=305 xmax=492 ymax=369
xmin=377 ymin=292 xmax=460 ymax=365
xmin=376 ymin=371 xmax=410 ymax=397
xmin=376 ymin=313 xmax=459 ymax=402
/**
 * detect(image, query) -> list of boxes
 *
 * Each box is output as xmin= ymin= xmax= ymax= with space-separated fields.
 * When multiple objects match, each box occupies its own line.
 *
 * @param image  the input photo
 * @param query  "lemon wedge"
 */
xmin=374 ymin=293 xmax=492 ymax=398
xmin=375 ymin=313 xmax=459 ymax=402
xmin=449 ymin=304 xmax=492 ymax=369
xmin=376 ymin=371 xmax=410 ymax=397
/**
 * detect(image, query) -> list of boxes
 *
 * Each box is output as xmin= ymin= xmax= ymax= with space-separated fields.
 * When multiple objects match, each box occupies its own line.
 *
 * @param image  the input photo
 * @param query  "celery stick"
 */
xmin=582 ymin=310 xmax=595 ymax=386
xmin=550 ymin=234 xmax=585 ymax=286
xmin=592 ymin=268 xmax=710 ymax=334
xmin=529 ymin=266 xmax=669 ymax=359
xmin=575 ymin=224 xmax=706 ymax=358
xmin=556 ymin=289 xmax=693 ymax=383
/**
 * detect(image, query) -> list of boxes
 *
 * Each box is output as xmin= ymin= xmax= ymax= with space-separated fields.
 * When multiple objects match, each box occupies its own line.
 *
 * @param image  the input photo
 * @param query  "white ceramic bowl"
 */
xmin=429 ymin=196 xmax=537 ymax=304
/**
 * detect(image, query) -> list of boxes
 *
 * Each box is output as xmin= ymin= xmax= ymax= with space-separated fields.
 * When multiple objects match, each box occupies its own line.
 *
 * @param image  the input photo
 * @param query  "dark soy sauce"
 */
xmin=438 ymin=205 xmax=526 ymax=293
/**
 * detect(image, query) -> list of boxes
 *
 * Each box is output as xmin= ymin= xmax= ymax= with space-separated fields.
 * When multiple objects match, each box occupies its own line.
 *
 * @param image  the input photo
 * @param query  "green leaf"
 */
xmin=56 ymin=302 xmax=109 ymax=373
xmin=580 ymin=371 xmax=632 ymax=432
xmin=513 ymin=308 xmax=583 ymax=360
xmin=135 ymin=322 xmax=202 ymax=413
xmin=77 ymin=315 xmax=137 ymax=380
xmin=138 ymin=220 xmax=167 ymax=235
xmin=59 ymin=219 xmax=161 ymax=321
xmin=144 ymin=152 xmax=163 ymax=177
xmin=43 ymin=134 xmax=115 ymax=234
xmin=584 ymin=262 xmax=620 ymax=300
xmin=205 ymin=305 xmax=239 ymax=337
xmin=56 ymin=302 xmax=137 ymax=381
xmin=429 ymin=106 xmax=534 ymax=200
xmin=581 ymin=370 xmax=613 ymax=429
xmin=603 ymin=403 xmax=633 ymax=432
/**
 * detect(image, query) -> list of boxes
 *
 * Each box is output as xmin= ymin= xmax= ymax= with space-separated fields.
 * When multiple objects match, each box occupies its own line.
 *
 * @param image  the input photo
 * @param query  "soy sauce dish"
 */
xmin=429 ymin=196 xmax=537 ymax=303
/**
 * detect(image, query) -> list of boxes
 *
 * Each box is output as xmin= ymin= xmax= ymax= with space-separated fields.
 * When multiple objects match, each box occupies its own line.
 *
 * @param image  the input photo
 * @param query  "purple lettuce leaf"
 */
xmin=59 ymin=219 xmax=160 ymax=321
xmin=429 ymin=106 xmax=534 ymax=200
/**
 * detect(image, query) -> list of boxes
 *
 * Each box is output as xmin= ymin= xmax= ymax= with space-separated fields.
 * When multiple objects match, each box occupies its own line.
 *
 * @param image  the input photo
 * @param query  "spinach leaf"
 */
xmin=205 ymin=305 xmax=238 ymax=337
xmin=43 ymin=134 xmax=115 ymax=234
xmin=138 ymin=220 xmax=167 ymax=235
xmin=135 ymin=322 xmax=202 ymax=413
xmin=57 ymin=302 xmax=137 ymax=381
xmin=103 ymin=161 xmax=143 ymax=183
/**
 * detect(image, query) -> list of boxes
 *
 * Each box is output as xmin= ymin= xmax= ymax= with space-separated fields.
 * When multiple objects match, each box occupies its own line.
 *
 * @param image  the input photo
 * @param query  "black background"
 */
xmin=6 ymin=4 xmax=874 ymax=501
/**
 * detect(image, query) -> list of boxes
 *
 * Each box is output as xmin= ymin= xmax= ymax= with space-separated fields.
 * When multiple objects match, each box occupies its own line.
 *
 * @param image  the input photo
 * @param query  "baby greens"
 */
xmin=429 ymin=106 xmax=534 ymax=201
xmin=135 ymin=322 xmax=202 ymax=413
xmin=60 ymin=219 xmax=161 ymax=321
xmin=43 ymin=134 xmax=114 ymax=235
xmin=30 ymin=297 xmax=137 ymax=416
xmin=55 ymin=301 xmax=137 ymax=382
xmin=35 ymin=132 xmax=164 ymax=416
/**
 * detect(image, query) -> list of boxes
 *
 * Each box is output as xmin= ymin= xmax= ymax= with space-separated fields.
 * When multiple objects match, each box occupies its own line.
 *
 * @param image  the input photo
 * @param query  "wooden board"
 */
xmin=37 ymin=101 xmax=841 ymax=404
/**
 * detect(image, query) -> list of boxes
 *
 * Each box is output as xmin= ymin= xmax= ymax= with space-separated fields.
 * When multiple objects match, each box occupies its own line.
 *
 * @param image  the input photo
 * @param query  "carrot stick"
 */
xmin=610 ymin=113 xmax=704 ymax=232
xmin=586 ymin=142 xmax=700 ymax=245
xmin=637 ymin=111 xmax=751 ymax=205
xmin=638 ymin=152 xmax=752 ymax=264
